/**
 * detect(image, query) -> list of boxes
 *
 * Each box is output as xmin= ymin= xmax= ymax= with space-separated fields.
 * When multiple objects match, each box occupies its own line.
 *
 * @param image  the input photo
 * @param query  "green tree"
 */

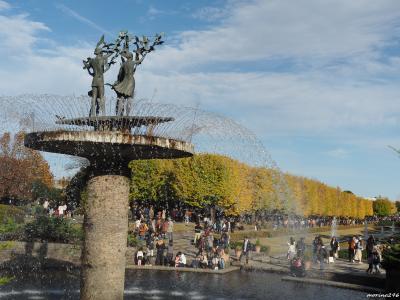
xmin=373 ymin=197 xmax=394 ymax=216
xmin=395 ymin=201 xmax=400 ymax=214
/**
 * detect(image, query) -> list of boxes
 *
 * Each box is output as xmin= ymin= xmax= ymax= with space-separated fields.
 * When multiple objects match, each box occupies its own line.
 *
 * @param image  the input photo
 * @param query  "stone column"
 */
xmin=80 ymin=175 xmax=130 ymax=300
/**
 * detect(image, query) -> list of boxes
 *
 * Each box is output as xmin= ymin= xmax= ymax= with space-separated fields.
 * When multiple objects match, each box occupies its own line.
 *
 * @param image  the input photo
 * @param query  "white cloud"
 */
xmin=0 ymin=13 xmax=49 ymax=55
xmin=145 ymin=5 xmax=177 ymax=21
xmin=55 ymin=4 xmax=112 ymax=36
xmin=146 ymin=0 xmax=400 ymax=70
xmin=192 ymin=6 xmax=229 ymax=22
xmin=134 ymin=69 xmax=400 ymax=137
xmin=0 ymin=0 xmax=400 ymax=141
xmin=0 ymin=0 xmax=10 ymax=11
xmin=325 ymin=148 xmax=349 ymax=159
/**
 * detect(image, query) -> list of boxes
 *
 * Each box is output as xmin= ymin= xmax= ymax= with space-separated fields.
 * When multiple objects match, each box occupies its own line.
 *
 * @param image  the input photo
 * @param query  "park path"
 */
xmin=169 ymin=223 xmax=393 ymax=290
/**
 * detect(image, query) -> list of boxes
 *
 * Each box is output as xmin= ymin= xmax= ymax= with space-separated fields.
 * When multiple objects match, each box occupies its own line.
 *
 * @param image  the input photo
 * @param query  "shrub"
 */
xmin=0 ymin=276 xmax=15 ymax=286
xmin=0 ymin=204 xmax=25 ymax=224
xmin=127 ymin=234 xmax=144 ymax=248
xmin=0 ymin=218 xmax=19 ymax=234
xmin=0 ymin=218 xmax=24 ymax=241
xmin=230 ymin=241 xmax=243 ymax=250
xmin=260 ymin=245 xmax=270 ymax=254
xmin=0 ymin=241 xmax=15 ymax=250
xmin=24 ymin=216 xmax=83 ymax=243
xmin=382 ymin=244 xmax=400 ymax=270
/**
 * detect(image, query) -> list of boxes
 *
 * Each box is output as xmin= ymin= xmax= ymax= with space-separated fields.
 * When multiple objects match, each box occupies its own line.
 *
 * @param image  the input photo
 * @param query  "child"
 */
xmin=137 ymin=248 xmax=144 ymax=266
xmin=290 ymin=256 xmax=306 ymax=277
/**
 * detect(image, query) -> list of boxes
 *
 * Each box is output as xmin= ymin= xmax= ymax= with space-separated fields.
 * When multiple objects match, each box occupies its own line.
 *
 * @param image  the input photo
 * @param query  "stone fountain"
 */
xmin=24 ymin=32 xmax=194 ymax=300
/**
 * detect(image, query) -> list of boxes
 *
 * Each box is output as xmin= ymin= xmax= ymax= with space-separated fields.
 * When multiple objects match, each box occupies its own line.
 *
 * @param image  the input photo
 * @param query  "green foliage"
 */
xmin=32 ymin=180 xmax=63 ymax=206
xmin=65 ymin=167 xmax=89 ymax=210
xmin=255 ymin=238 xmax=261 ymax=246
xmin=382 ymin=244 xmax=400 ymax=270
xmin=0 ymin=276 xmax=15 ymax=286
xmin=127 ymin=234 xmax=145 ymax=248
xmin=127 ymin=153 xmax=375 ymax=217
xmin=260 ymin=245 xmax=270 ymax=254
xmin=0 ymin=204 xmax=25 ymax=224
xmin=0 ymin=218 xmax=21 ymax=234
xmin=395 ymin=201 xmax=400 ymax=214
xmin=129 ymin=160 xmax=176 ymax=205
xmin=373 ymin=197 xmax=394 ymax=217
xmin=0 ymin=241 xmax=15 ymax=250
xmin=24 ymin=216 xmax=83 ymax=243
xmin=230 ymin=241 xmax=243 ymax=250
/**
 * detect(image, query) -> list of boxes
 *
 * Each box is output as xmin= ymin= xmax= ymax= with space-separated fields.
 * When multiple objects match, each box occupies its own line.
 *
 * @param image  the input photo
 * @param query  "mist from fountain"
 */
xmin=331 ymin=216 xmax=337 ymax=238
xmin=364 ymin=219 xmax=368 ymax=240
xmin=0 ymin=94 xmax=296 ymax=215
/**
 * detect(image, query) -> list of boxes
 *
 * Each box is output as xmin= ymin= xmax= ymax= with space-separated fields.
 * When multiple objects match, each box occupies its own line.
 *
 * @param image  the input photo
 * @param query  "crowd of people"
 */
xmin=285 ymin=233 xmax=389 ymax=277
xmin=130 ymin=206 xmax=232 ymax=270
xmin=118 ymin=204 xmax=398 ymax=274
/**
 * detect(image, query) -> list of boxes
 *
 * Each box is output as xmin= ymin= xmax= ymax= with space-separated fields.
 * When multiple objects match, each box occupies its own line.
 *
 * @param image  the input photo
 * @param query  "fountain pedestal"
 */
xmin=24 ymin=116 xmax=194 ymax=300
xmin=80 ymin=175 xmax=129 ymax=300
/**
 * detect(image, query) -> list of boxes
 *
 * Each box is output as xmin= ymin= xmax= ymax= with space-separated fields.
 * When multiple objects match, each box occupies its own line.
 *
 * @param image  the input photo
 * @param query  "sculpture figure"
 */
xmin=83 ymin=31 xmax=164 ymax=117
xmin=83 ymin=35 xmax=115 ymax=117
xmin=111 ymin=32 xmax=164 ymax=116
xmin=113 ymin=46 xmax=143 ymax=116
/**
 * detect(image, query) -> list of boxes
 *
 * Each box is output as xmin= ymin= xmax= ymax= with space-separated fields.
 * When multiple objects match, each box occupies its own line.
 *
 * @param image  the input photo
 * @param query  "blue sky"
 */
xmin=0 ymin=0 xmax=399 ymax=200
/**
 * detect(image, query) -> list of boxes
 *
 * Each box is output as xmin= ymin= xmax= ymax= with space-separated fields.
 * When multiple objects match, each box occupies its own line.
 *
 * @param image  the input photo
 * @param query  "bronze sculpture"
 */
xmin=112 ymin=34 xmax=144 ymax=116
xmin=83 ymin=35 xmax=116 ymax=117
xmin=84 ymin=31 xmax=164 ymax=117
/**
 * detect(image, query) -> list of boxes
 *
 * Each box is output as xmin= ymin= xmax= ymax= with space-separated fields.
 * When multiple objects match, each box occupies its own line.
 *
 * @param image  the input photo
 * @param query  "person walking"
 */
xmin=317 ymin=244 xmax=328 ymax=270
xmin=194 ymin=222 xmax=202 ymax=245
xmin=287 ymin=237 xmax=296 ymax=260
xmin=136 ymin=248 xmax=144 ymax=266
xmin=167 ymin=217 xmax=174 ymax=241
xmin=296 ymin=237 xmax=306 ymax=257
xmin=366 ymin=235 xmax=375 ymax=274
xmin=354 ymin=236 xmax=363 ymax=263
xmin=330 ymin=236 xmax=339 ymax=260
xmin=155 ymin=238 xmax=165 ymax=265
xmin=348 ymin=237 xmax=356 ymax=263
xmin=240 ymin=237 xmax=251 ymax=264
xmin=166 ymin=240 xmax=174 ymax=266
xmin=312 ymin=236 xmax=319 ymax=263
xmin=372 ymin=246 xmax=381 ymax=274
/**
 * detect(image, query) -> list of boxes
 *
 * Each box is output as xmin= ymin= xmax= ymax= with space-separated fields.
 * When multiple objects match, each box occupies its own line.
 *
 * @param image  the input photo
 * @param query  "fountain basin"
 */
xmin=25 ymin=130 xmax=194 ymax=160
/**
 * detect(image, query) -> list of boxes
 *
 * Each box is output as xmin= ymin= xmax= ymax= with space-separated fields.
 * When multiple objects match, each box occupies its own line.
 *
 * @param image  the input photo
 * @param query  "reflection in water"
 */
xmin=0 ymin=269 xmax=367 ymax=300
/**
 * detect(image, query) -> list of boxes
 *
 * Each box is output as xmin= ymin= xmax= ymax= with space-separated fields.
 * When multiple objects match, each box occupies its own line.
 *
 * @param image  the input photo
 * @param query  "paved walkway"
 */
xmin=168 ymin=224 xmax=391 ymax=289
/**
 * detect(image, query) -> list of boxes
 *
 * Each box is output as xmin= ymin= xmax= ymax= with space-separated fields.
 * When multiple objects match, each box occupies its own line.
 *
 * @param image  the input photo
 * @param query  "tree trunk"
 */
xmin=80 ymin=175 xmax=130 ymax=300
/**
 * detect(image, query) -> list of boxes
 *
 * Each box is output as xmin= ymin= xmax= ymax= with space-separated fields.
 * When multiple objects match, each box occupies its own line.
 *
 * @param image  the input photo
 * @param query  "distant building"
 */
xmin=365 ymin=197 xmax=377 ymax=201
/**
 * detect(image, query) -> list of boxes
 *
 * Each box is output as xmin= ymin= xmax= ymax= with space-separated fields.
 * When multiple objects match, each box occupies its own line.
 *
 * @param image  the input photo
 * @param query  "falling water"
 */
xmin=0 ymin=94 xmax=295 ymax=214
xmin=331 ymin=216 xmax=337 ymax=238
xmin=363 ymin=219 xmax=368 ymax=240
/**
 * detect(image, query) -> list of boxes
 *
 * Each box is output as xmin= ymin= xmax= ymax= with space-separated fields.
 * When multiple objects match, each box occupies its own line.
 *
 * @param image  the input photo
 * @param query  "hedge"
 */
xmin=382 ymin=244 xmax=400 ymax=270
xmin=0 ymin=205 xmax=25 ymax=224
xmin=24 ymin=216 xmax=83 ymax=243
xmin=229 ymin=240 xmax=271 ymax=254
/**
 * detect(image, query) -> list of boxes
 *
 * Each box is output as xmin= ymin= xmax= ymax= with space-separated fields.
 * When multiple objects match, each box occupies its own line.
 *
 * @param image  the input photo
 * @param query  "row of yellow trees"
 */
xmin=129 ymin=153 xmax=375 ymax=218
